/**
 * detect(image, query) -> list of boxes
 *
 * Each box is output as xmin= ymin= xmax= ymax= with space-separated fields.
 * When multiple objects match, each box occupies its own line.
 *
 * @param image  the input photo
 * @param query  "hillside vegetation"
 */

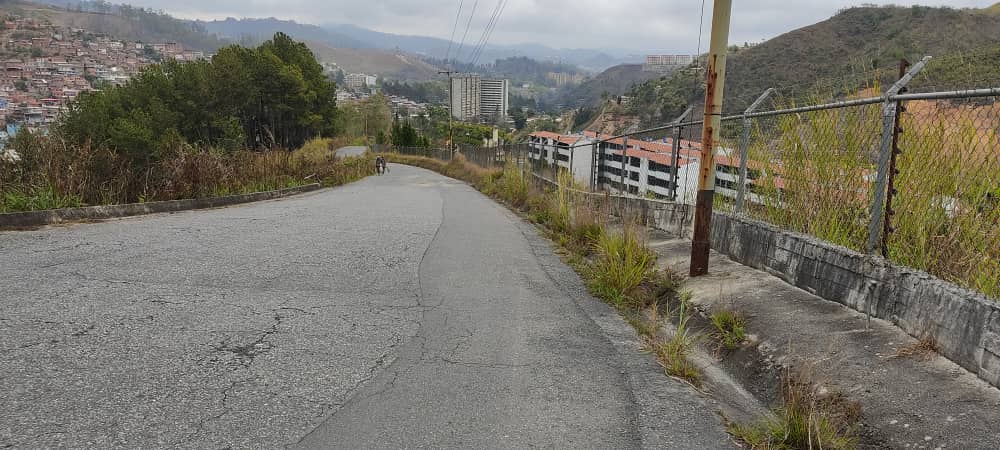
xmin=627 ymin=4 xmax=1000 ymax=126
xmin=556 ymin=64 xmax=661 ymax=109
xmin=1 ymin=33 xmax=374 ymax=212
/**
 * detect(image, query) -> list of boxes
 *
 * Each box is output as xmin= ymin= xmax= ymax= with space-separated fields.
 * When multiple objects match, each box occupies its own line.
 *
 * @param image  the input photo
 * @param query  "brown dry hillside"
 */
xmin=306 ymin=41 xmax=442 ymax=81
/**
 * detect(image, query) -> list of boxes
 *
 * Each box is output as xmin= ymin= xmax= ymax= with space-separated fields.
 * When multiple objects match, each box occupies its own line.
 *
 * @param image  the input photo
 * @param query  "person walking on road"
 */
xmin=375 ymin=155 xmax=388 ymax=175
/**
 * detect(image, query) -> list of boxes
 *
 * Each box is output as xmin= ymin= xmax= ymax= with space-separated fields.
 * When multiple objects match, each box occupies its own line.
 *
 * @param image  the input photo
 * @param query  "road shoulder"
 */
xmin=506 ymin=208 xmax=735 ymax=449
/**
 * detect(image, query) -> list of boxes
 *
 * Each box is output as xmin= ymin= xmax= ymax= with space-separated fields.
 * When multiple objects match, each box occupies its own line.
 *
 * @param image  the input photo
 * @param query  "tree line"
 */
xmin=57 ymin=32 xmax=338 ymax=174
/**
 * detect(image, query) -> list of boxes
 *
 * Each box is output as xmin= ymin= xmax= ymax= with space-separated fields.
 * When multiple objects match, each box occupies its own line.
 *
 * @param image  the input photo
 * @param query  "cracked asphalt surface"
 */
xmin=1 ymin=164 xmax=731 ymax=449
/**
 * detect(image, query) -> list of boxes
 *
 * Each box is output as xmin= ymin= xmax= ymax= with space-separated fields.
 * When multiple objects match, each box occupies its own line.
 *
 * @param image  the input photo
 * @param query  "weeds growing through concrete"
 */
xmin=729 ymin=371 xmax=860 ymax=450
xmin=710 ymin=308 xmax=748 ymax=351
xmin=646 ymin=293 xmax=702 ymax=386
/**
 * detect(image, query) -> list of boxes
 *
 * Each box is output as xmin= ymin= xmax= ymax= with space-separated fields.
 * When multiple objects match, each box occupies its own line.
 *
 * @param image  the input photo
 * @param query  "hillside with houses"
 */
xmin=0 ymin=6 xmax=207 ymax=143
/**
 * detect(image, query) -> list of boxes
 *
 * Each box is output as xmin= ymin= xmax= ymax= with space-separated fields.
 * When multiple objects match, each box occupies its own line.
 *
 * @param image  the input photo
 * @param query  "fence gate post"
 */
xmin=735 ymin=88 xmax=774 ymax=215
xmin=591 ymin=141 xmax=598 ymax=191
xmin=866 ymin=56 xmax=931 ymax=254
xmin=670 ymin=106 xmax=695 ymax=201
xmin=620 ymin=135 xmax=628 ymax=195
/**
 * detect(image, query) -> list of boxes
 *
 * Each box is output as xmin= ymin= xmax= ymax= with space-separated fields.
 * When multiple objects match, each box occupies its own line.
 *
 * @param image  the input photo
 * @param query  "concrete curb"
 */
xmin=0 ymin=183 xmax=322 ymax=229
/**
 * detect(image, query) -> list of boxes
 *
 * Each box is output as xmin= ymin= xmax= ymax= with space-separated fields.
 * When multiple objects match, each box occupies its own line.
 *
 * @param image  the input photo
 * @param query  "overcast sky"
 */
xmin=125 ymin=0 xmax=995 ymax=52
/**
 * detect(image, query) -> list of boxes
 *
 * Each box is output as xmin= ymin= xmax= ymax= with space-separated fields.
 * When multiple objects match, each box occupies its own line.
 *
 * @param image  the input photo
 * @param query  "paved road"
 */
xmin=1 ymin=164 xmax=730 ymax=448
xmin=335 ymin=146 xmax=367 ymax=158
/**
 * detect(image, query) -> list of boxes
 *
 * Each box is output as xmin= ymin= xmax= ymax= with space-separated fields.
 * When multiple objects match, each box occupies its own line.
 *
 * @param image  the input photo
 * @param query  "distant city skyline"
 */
xmin=122 ymin=0 xmax=995 ymax=54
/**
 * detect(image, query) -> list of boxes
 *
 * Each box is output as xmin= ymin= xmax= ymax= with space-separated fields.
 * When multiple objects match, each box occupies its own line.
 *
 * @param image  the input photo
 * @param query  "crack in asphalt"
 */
xmin=176 ymin=377 xmax=253 ymax=446
xmin=293 ymin=191 xmax=448 ymax=446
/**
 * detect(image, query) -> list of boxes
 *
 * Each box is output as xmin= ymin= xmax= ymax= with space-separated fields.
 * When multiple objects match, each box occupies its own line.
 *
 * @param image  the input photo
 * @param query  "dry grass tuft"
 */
xmin=894 ymin=336 xmax=940 ymax=361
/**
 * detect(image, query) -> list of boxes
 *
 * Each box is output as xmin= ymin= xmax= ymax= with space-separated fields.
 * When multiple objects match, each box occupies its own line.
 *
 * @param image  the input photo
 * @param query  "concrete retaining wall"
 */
xmin=527 ymin=172 xmax=999 ymax=388
xmin=529 ymin=173 xmax=694 ymax=236
xmin=709 ymin=212 xmax=1000 ymax=389
xmin=612 ymin=196 xmax=693 ymax=238
xmin=0 ymin=183 xmax=322 ymax=229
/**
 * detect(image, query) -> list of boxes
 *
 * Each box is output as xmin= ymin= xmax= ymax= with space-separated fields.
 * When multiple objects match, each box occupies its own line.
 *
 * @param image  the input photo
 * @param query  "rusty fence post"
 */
xmin=866 ymin=56 xmax=931 ymax=254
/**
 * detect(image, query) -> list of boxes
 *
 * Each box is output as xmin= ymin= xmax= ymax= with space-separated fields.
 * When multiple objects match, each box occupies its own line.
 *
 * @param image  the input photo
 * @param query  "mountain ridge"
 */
xmin=626 ymin=4 xmax=1000 ymax=127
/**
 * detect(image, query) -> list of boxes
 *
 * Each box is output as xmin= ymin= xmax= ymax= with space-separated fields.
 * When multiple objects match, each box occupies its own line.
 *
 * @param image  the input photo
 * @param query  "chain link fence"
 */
xmin=380 ymin=54 xmax=998 ymax=298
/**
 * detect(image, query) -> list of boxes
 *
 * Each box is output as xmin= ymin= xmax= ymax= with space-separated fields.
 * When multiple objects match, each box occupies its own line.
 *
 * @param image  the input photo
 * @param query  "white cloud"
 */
xmin=127 ymin=0 xmax=997 ymax=52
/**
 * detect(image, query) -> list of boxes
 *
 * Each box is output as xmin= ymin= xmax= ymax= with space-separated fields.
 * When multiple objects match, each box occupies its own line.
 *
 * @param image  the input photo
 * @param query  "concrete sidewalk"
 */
xmin=650 ymin=231 xmax=1000 ymax=449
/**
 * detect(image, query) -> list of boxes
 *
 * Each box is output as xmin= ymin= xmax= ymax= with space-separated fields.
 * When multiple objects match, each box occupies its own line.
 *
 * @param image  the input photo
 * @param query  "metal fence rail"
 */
xmin=384 ymin=54 xmax=998 ymax=299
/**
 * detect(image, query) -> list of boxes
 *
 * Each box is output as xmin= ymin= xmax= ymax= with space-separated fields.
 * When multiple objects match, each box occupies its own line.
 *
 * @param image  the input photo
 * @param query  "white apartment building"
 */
xmin=643 ymin=54 xmax=696 ymax=73
xmin=527 ymin=131 xmax=778 ymax=206
xmin=450 ymin=74 xmax=509 ymax=123
xmin=345 ymin=73 xmax=377 ymax=92
xmin=480 ymin=78 xmax=509 ymax=123
xmin=525 ymin=131 xmax=596 ymax=186
xmin=451 ymin=74 xmax=481 ymax=122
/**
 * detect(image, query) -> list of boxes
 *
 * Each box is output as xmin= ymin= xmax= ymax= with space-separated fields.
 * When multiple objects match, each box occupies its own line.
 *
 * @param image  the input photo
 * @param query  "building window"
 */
xmin=717 ymin=165 xmax=739 ymax=176
xmin=715 ymin=179 xmax=737 ymax=190
xmin=648 ymin=176 xmax=673 ymax=189
xmin=649 ymin=161 xmax=672 ymax=173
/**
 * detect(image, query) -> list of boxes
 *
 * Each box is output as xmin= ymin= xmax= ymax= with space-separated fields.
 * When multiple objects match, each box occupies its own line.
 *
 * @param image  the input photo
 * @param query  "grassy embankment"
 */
xmin=0 ymin=136 xmax=374 ymax=213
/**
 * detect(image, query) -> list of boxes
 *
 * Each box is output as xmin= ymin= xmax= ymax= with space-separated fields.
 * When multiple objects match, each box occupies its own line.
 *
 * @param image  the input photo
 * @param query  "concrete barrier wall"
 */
xmin=709 ymin=212 xmax=1000 ymax=389
xmin=612 ymin=196 xmax=693 ymax=238
xmin=0 ymin=183 xmax=322 ymax=229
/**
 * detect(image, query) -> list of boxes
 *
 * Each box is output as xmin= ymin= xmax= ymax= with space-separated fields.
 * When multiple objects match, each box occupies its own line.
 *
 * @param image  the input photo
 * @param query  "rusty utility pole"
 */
xmin=690 ymin=0 xmax=733 ymax=277
xmin=439 ymin=70 xmax=456 ymax=156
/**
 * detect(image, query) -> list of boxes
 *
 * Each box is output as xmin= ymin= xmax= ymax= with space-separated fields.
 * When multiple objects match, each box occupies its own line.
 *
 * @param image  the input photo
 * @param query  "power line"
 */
xmin=470 ymin=0 xmax=508 ymax=66
xmin=444 ymin=0 xmax=465 ymax=64
xmin=681 ymin=0 xmax=709 ymax=204
xmin=454 ymin=0 xmax=480 ymax=64
xmin=466 ymin=0 xmax=503 ymax=65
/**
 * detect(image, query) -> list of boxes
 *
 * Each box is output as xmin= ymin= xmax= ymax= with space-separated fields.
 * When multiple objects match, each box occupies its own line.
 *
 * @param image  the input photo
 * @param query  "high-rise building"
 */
xmin=450 ymin=74 xmax=481 ymax=122
xmin=479 ymin=78 xmax=509 ymax=123
xmin=345 ymin=73 xmax=377 ymax=92
xmin=449 ymin=74 xmax=509 ymax=123
xmin=642 ymin=55 xmax=695 ymax=73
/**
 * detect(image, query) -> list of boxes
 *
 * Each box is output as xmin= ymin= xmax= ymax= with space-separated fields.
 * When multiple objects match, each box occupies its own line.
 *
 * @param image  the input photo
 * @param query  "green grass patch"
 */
xmin=710 ymin=308 xmax=748 ymax=351
xmin=586 ymin=226 xmax=655 ymax=309
xmin=730 ymin=374 xmax=860 ymax=450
